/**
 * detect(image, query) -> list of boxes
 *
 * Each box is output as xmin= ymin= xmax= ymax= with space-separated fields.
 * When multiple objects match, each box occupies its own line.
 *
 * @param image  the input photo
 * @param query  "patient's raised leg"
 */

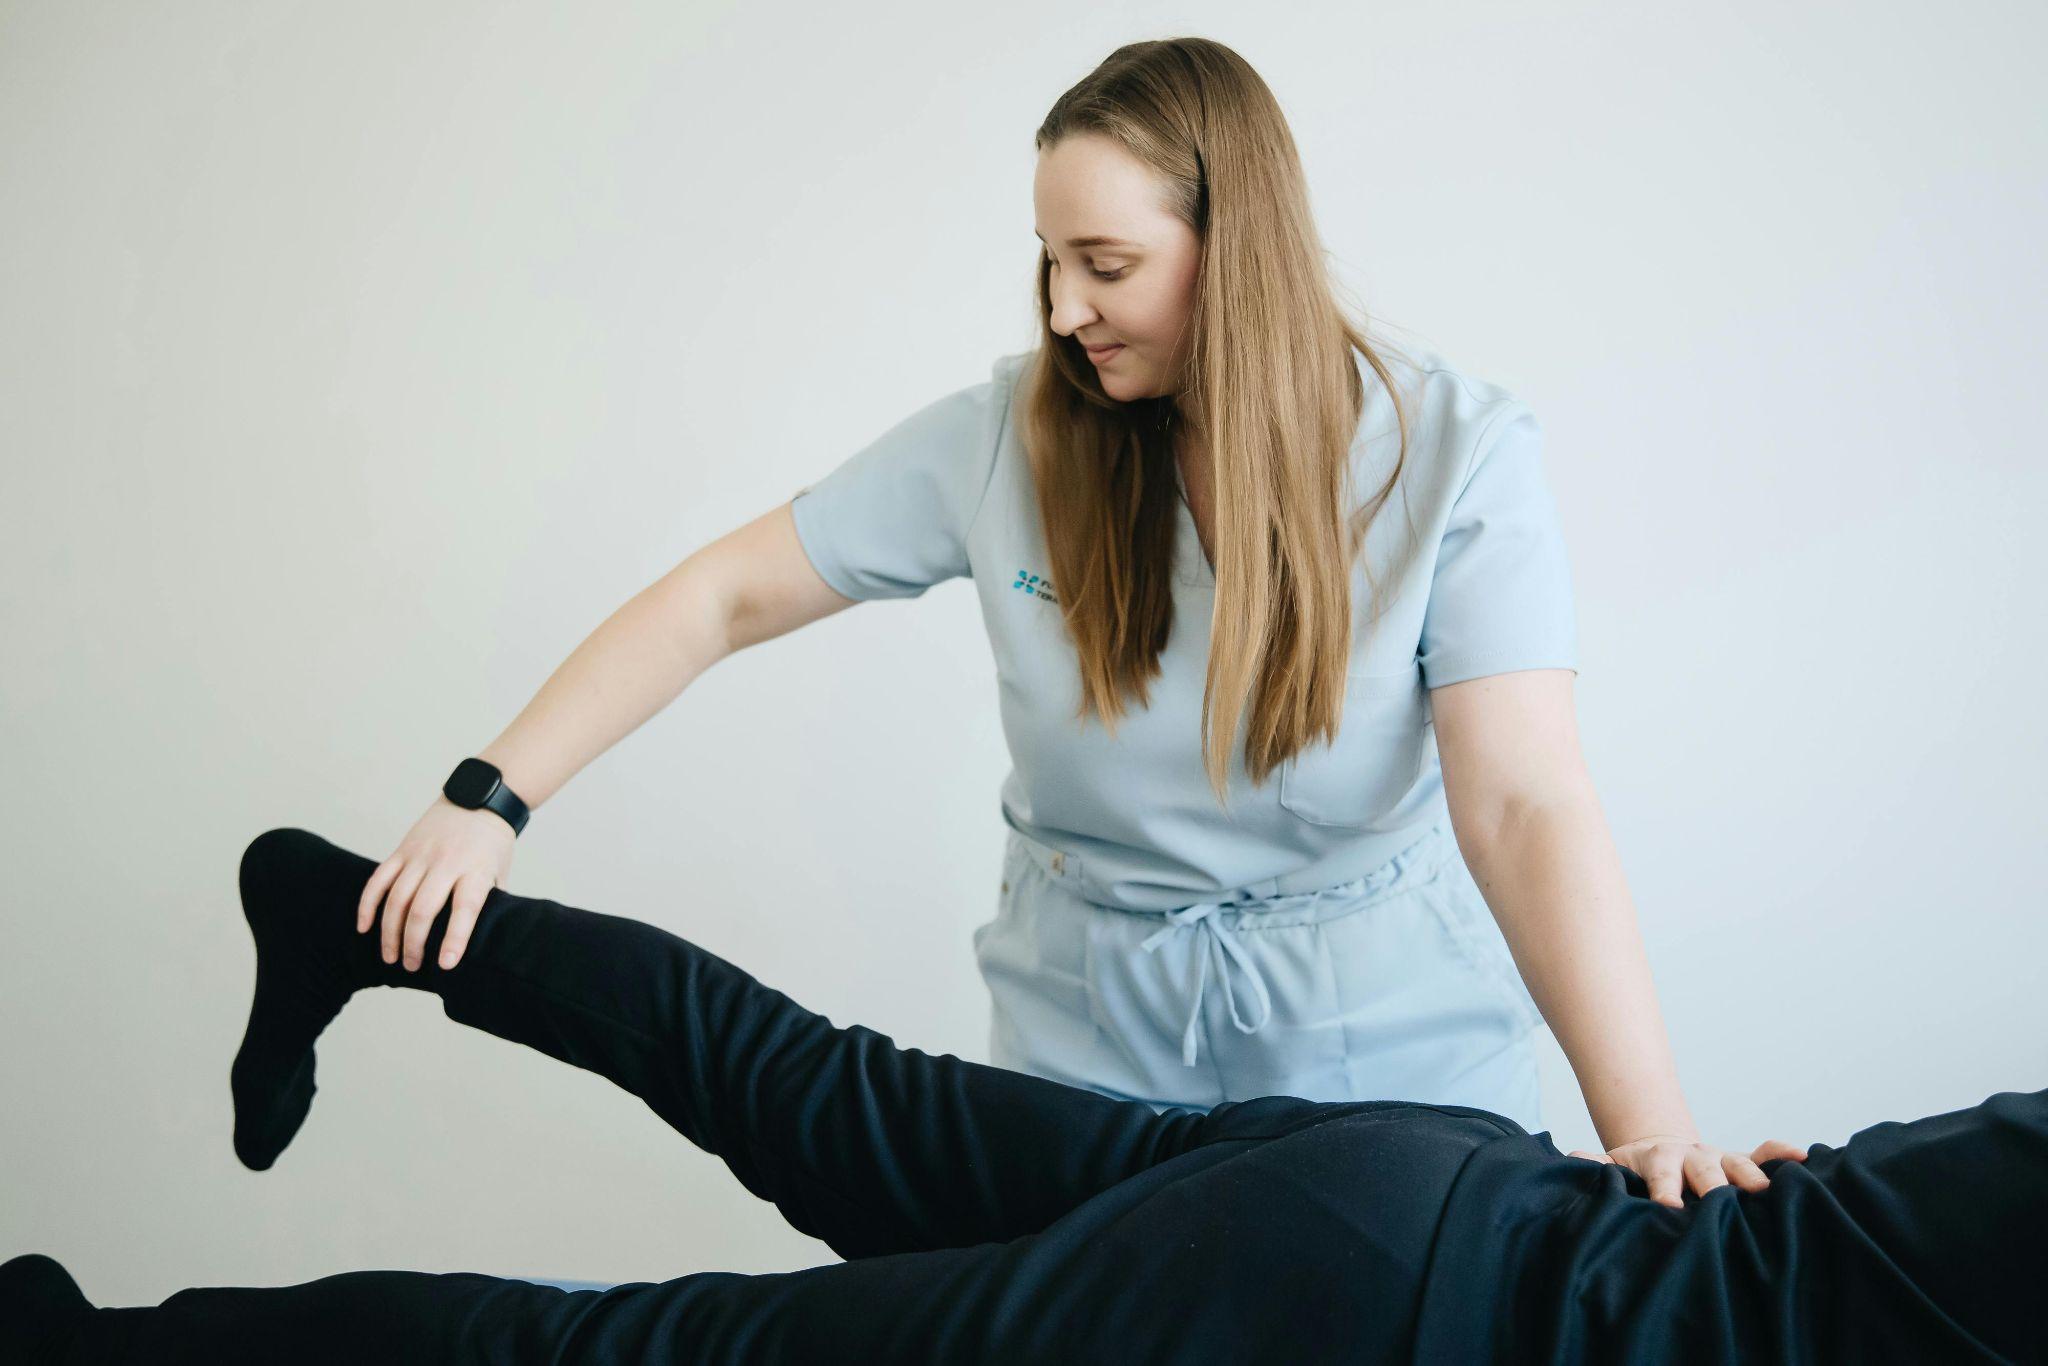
xmin=231 ymin=827 xmax=1331 ymax=1260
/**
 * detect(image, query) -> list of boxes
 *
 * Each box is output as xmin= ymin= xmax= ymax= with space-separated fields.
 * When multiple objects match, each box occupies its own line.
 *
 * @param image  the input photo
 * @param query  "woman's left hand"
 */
xmin=1565 ymin=1133 xmax=1811 ymax=1208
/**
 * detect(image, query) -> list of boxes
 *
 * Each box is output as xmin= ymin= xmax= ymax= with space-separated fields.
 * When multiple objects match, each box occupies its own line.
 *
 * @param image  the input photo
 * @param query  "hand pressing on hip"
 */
xmin=1567 ymin=1134 xmax=1811 ymax=1208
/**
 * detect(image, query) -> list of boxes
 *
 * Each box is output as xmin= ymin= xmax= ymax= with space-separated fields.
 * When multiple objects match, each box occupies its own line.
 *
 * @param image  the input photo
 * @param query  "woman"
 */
xmin=8 ymin=827 xmax=2040 ymax=1364
xmin=360 ymin=37 xmax=1735 ymax=1202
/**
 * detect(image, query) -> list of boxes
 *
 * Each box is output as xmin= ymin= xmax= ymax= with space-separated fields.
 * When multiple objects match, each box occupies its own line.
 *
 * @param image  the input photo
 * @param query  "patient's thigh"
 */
xmin=490 ymin=1106 xmax=1502 ymax=1365
xmin=1008 ymin=1107 xmax=1499 ymax=1360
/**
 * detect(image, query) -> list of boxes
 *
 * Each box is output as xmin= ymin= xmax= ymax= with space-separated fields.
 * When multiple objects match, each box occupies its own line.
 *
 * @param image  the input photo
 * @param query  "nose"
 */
xmin=1045 ymin=271 xmax=1101 ymax=339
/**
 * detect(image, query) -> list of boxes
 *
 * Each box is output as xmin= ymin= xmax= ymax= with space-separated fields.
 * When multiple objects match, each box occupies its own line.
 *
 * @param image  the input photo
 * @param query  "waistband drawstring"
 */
xmin=1139 ymin=902 xmax=1275 ymax=1068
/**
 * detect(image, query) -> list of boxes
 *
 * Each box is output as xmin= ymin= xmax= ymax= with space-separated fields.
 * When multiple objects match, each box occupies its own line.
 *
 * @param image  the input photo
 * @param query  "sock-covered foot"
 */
xmin=0 ymin=1253 xmax=94 ymax=1365
xmin=231 ymin=826 xmax=405 ymax=1171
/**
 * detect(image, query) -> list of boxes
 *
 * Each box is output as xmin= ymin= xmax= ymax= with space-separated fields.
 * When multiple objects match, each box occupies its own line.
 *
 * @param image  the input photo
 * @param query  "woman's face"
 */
xmin=1033 ymin=133 xmax=1201 ymax=401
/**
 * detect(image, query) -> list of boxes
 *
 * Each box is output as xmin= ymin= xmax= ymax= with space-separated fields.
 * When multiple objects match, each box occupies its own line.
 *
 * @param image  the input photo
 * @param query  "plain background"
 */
xmin=4 ymin=0 xmax=2043 ymax=1306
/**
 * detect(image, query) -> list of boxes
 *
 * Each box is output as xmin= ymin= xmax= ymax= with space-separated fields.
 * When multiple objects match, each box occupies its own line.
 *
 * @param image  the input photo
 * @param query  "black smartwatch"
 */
xmin=442 ymin=757 xmax=531 ymax=836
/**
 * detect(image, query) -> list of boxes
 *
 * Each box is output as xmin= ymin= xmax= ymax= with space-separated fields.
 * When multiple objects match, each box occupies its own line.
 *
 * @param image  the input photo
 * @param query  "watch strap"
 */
xmin=443 ymin=758 xmax=531 ymax=837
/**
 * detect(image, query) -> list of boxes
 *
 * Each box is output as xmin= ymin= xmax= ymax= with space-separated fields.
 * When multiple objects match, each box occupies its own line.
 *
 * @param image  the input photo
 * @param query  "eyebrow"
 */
xmin=1034 ymin=231 xmax=1141 ymax=249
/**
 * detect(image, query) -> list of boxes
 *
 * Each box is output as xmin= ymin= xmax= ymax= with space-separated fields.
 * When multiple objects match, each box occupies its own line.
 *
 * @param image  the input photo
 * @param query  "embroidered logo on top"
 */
xmin=1011 ymin=568 xmax=1058 ymax=604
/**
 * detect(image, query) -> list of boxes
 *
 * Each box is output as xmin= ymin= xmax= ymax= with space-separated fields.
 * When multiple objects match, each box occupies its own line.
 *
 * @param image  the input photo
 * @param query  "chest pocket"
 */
xmin=1277 ymin=668 xmax=1431 ymax=828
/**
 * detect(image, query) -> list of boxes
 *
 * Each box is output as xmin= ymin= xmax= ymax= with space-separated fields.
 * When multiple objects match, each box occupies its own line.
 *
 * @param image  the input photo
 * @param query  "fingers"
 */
xmin=436 ymin=874 xmax=491 ymax=970
xmin=1722 ymin=1152 xmax=1773 ymax=1193
xmin=380 ymin=863 xmax=428 ymax=966
xmin=400 ymin=868 xmax=459 ymax=971
xmin=358 ymin=859 xmax=401 ymax=934
xmin=1576 ymin=1139 xmax=1808 ymax=1207
xmin=1645 ymin=1149 xmax=1686 ymax=1209
xmin=1680 ymin=1148 xmax=1730 ymax=1200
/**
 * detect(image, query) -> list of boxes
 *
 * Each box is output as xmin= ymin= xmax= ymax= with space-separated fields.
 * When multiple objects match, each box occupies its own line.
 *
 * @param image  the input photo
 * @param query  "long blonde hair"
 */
xmin=1019 ymin=36 xmax=1417 ymax=809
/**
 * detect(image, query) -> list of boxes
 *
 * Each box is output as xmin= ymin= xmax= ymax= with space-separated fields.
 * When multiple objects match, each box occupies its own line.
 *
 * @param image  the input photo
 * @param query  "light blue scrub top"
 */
xmin=790 ymin=342 xmax=1578 ymax=914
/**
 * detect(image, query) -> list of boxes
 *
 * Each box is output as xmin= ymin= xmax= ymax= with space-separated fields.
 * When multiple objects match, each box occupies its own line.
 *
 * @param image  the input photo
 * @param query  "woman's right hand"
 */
xmin=357 ymin=797 xmax=518 ymax=973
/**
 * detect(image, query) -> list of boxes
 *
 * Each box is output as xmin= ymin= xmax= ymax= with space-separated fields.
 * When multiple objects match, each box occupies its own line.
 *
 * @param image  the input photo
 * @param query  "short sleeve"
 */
xmin=1417 ymin=402 xmax=1579 ymax=689
xmin=788 ymin=375 xmax=1007 ymax=601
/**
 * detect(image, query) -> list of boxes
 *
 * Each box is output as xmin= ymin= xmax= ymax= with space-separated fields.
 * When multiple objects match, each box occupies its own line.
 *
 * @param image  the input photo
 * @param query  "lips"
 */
xmin=1085 ymin=343 xmax=1125 ymax=362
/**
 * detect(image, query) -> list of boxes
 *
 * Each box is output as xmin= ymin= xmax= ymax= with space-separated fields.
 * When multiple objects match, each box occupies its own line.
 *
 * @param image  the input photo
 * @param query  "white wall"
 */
xmin=3 ymin=0 xmax=2042 ymax=1306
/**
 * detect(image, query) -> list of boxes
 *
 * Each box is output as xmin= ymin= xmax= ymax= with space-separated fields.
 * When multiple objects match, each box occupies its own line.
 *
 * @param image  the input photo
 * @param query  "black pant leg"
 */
xmin=76 ymin=1270 xmax=638 ymax=1364
xmin=262 ymin=828 xmax=1309 ymax=1260
xmin=78 ymin=1107 xmax=1499 ymax=1365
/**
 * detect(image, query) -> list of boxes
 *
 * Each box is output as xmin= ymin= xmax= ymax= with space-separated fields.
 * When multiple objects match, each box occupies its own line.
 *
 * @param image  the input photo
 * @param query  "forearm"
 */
xmin=477 ymin=559 xmax=734 ymax=811
xmin=1456 ymin=795 xmax=1699 ymax=1149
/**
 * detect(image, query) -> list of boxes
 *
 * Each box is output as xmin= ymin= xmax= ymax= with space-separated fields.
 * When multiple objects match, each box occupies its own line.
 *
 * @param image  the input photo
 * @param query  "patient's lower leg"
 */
xmin=56 ymin=1263 xmax=729 ymax=1366
xmin=231 ymin=826 xmax=1212 ymax=1258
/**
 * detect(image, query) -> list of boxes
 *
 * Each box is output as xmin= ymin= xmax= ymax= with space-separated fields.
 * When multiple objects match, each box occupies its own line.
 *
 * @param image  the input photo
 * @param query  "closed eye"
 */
xmin=1045 ymin=256 xmax=1128 ymax=282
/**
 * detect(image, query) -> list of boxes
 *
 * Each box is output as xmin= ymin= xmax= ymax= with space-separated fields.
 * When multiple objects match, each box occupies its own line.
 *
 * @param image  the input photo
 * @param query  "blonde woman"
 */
xmin=362 ymin=38 xmax=1754 ymax=1205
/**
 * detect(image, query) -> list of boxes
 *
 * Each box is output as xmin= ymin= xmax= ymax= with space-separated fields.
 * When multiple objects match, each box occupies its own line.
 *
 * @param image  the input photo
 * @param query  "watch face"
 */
xmin=445 ymin=758 xmax=501 ymax=807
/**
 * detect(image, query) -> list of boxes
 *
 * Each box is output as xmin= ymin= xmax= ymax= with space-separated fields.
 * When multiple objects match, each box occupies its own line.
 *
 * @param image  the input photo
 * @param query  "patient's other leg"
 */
xmin=51 ymin=1105 xmax=1497 ymax=1365
xmin=233 ymin=827 xmax=1332 ymax=1261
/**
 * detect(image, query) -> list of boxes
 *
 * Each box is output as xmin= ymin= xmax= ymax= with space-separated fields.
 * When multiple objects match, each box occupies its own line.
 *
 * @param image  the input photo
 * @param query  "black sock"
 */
xmin=229 ymin=827 xmax=419 ymax=1171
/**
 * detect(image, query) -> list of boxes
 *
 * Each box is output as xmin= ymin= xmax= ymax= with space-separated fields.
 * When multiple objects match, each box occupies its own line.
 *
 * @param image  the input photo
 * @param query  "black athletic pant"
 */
xmin=71 ymin=828 xmax=2048 ymax=1364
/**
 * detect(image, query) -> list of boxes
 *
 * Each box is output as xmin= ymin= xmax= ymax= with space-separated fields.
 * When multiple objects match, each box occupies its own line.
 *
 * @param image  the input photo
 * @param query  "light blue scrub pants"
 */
xmin=974 ymin=815 xmax=1547 ymax=1132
